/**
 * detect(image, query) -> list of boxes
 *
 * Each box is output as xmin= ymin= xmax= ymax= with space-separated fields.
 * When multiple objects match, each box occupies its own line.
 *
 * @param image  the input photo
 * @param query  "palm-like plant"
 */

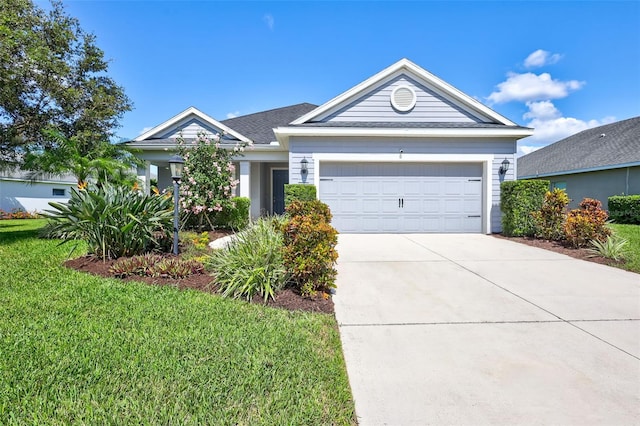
xmin=23 ymin=128 xmax=139 ymax=188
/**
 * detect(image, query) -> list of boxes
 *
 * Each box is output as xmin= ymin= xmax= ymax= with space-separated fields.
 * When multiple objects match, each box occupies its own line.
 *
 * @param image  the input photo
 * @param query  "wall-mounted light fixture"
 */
xmin=300 ymin=157 xmax=308 ymax=183
xmin=499 ymin=158 xmax=510 ymax=175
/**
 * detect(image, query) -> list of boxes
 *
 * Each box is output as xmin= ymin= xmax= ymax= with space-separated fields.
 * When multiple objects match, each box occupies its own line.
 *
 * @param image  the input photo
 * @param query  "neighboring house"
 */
xmin=129 ymin=58 xmax=533 ymax=233
xmin=0 ymin=169 xmax=76 ymax=213
xmin=518 ymin=117 xmax=640 ymax=209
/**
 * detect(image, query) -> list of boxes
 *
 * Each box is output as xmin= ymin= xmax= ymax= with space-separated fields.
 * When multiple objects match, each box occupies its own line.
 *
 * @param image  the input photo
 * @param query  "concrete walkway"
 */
xmin=333 ymin=234 xmax=640 ymax=425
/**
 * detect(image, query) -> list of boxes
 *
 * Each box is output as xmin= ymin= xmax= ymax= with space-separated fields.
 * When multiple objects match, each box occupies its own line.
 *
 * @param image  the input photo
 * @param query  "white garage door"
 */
xmin=319 ymin=162 xmax=483 ymax=233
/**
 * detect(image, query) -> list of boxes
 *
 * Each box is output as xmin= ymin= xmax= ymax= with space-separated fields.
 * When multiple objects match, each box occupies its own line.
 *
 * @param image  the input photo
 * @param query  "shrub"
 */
xmin=532 ymin=188 xmax=570 ymax=240
xmin=588 ymin=234 xmax=628 ymax=261
xmin=110 ymin=254 xmax=204 ymax=279
xmin=0 ymin=208 xmax=40 ymax=219
xmin=282 ymin=200 xmax=338 ymax=297
xmin=501 ymin=180 xmax=549 ymax=236
xmin=207 ymin=217 xmax=288 ymax=302
xmin=285 ymin=184 xmax=316 ymax=207
xmin=285 ymin=199 xmax=332 ymax=222
xmin=564 ymin=198 xmax=611 ymax=248
xmin=178 ymin=132 xmax=251 ymax=230
xmin=608 ymin=195 xmax=640 ymax=224
xmin=214 ymin=197 xmax=250 ymax=230
xmin=43 ymin=183 xmax=173 ymax=260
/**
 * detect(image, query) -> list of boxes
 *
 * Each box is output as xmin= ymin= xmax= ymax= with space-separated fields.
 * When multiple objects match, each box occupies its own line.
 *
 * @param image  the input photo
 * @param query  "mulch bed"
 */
xmin=63 ymin=232 xmax=334 ymax=315
xmin=492 ymin=234 xmax=623 ymax=267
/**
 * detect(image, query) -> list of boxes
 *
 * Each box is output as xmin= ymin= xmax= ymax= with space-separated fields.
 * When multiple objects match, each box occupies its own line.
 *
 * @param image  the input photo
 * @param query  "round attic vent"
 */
xmin=390 ymin=85 xmax=416 ymax=112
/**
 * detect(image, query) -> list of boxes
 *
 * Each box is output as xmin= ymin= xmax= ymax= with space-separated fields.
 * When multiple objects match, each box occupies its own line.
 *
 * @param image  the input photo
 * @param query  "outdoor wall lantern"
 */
xmin=300 ymin=157 xmax=309 ymax=183
xmin=499 ymin=158 xmax=510 ymax=175
xmin=168 ymin=154 xmax=184 ymax=255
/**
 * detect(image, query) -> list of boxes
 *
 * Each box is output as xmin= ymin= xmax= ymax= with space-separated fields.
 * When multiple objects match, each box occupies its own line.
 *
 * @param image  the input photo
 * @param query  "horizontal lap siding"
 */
xmin=322 ymin=75 xmax=483 ymax=123
xmin=159 ymin=118 xmax=224 ymax=139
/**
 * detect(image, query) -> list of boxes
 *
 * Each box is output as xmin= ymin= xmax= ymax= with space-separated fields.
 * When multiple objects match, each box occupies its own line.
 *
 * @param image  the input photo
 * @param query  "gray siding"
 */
xmin=159 ymin=118 xmax=224 ymax=139
xmin=492 ymin=154 xmax=516 ymax=233
xmin=290 ymin=136 xmax=518 ymax=233
xmin=321 ymin=75 xmax=486 ymax=123
xmin=529 ymin=166 xmax=640 ymax=210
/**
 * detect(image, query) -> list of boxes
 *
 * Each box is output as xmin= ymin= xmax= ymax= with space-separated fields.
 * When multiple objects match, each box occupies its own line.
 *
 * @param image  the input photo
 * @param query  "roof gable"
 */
xmin=292 ymin=58 xmax=516 ymax=126
xmin=518 ymin=116 xmax=640 ymax=178
xmin=134 ymin=106 xmax=252 ymax=143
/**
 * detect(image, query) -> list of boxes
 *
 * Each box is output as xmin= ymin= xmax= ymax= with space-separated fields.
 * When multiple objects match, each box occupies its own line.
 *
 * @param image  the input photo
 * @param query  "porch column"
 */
xmin=239 ymin=161 xmax=250 ymax=199
xmin=136 ymin=161 xmax=152 ymax=195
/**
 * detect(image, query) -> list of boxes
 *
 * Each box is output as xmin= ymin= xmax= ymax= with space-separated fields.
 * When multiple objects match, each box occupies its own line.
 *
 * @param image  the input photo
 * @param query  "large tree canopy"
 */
xmin=0 ymin=0 xmax=132 ymax=169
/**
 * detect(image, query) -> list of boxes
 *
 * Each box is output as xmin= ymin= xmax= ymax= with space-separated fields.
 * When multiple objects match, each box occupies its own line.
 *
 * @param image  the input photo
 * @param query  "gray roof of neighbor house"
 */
xmin=0 ymin=168 xmax=76 ymax=183
xmin=221 ymin=103 xmax=318 ymax=144
xmin=518 ymin=116 xmax=640 ymax=178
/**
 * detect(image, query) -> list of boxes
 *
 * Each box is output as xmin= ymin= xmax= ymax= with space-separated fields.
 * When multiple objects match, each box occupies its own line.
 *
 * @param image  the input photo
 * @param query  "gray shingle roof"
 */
xmin=293 ymin=121 xmax=530 ymax=130
xmin=518 ymin=116 xmax=640 ymax=178
xmin=221 ymin=103 xmax=318 ymax=144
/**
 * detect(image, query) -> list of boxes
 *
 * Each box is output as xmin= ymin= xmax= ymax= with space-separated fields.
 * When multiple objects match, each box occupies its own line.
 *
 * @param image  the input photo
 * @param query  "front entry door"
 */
xmin=272 ymin=169 xmax=288 ymax=215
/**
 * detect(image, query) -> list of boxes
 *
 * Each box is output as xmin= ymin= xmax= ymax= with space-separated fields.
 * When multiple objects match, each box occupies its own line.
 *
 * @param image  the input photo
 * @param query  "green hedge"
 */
xmin=500 ymin=180 xmax=549 ymax=236
xmin=284 ymin=184 xmax=316 ymax=207
xmin=215 ymin=197 xmax=250 ymax=230
xmin=608 ymin=195 xmax=640 ymax=224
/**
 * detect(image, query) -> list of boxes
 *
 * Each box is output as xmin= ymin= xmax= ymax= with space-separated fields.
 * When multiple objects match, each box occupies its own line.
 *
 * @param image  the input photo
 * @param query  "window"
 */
xmin=551 ymin=182 xmax=566 ymax=190
xmin=52 ymin=188 xmax=66 ymax=196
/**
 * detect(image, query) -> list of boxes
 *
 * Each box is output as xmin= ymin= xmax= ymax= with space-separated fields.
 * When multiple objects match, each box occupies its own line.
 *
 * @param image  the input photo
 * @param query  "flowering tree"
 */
xmin=177 ymin=132 xmax=251 ymax=229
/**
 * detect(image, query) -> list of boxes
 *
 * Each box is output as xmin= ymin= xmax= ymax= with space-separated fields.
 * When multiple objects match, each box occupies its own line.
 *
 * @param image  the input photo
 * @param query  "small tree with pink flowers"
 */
xmin=177 ymin=132 xmax=251 ymax=230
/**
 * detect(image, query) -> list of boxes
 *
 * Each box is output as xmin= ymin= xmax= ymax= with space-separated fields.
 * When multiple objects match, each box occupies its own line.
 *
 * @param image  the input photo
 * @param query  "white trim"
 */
xmin=134 ymin=106 xmax=253 ymax=144
xmin=291 ymin=58 xmax=518 ymax=127
xmin=274 ymin=126 xmax=533 ymax=149
xmin=312 ymin=153 xmax=493 ymax=234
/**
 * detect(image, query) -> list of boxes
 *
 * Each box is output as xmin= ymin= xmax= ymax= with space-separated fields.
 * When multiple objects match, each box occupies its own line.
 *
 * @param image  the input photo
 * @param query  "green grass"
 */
xmin=610 ymin=224 xmax=640 ymax=273
xmin=0 ymin=219 xmax=355 ymax=425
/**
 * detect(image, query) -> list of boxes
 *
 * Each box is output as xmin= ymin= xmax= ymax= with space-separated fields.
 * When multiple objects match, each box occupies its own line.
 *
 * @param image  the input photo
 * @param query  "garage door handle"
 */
xmin=398 ymin=198 xmax=401 ymax=208
xmin=468 ymin=215 xmax=481 ymax=218
xmin=401 ymin=198 xmax=404 ymax=208
xmin=468 ymin=179 xmax=481 ymax=182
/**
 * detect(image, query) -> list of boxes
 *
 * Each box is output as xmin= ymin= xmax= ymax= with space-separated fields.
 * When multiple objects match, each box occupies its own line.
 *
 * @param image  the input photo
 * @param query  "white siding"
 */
xmin=321 ymin=75 xmax=486 ymax=123
xmin=0 ymin=179 xmax=75 ymax=212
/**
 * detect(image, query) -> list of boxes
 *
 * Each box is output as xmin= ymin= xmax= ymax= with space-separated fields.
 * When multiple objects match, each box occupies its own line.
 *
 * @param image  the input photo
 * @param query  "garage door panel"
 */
xmin=319 ymin=162 xmax=483 ymax=233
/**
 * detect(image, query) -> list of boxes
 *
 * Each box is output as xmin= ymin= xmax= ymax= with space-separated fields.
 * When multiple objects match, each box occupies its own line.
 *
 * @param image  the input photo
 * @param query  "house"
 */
xmin=517 ymin=116 xmax=640 ymax=209
xmin=129 ymin=58 xmax=533 ymax=233
xmin=0 ymin=168 xmax=76 ymax=214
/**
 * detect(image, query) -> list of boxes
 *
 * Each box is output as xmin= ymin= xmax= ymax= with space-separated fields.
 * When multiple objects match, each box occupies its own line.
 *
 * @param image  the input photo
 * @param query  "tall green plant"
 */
xmin=207 ymin=217 xmax=288 ymax=302
xmin=43 ymin=183 xmax=173 ymax=260
xmin=23 ymin=129 xmax=139 ymax=187
xmin=501 ymin=180 xmax=549 ymax=237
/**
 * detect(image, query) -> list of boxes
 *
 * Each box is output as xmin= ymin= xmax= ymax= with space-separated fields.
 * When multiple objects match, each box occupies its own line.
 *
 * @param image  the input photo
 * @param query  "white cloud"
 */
xmin=263 ymin=14 xmax=274 ymax=30
xmin=226 ymin=111 xmax=240 ymax=119
xmin=488 ymin=72 xmax=585 ymax=104
xmin=138 ymin=126 xmax=152 ymax=135
xmin=520 ymin=100 xmax=616 ymax=146
xmin=518 ymin=145 xmax=543 ymax=156
xmin=523 ymin=100 xmax=561 ymax=120
xmin=524 ymin=49 xmax=562 ymax=68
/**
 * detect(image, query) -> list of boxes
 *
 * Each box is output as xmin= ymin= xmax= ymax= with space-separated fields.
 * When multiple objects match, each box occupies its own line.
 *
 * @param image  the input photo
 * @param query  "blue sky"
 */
xmin=55 ymin=0 xmax=640 ymax=154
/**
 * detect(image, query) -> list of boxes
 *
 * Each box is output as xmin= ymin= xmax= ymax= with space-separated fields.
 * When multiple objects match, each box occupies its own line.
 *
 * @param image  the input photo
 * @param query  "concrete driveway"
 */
xmin=333 ymin=234 xmax=640 ymax=425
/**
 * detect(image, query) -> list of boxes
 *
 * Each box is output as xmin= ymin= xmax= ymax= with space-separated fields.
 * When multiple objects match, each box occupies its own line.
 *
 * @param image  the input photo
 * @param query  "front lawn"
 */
xmin=0 ymin=219 xmax=355 ymax=424
xmin=610 ymin=223 xmax=640 ymax=273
